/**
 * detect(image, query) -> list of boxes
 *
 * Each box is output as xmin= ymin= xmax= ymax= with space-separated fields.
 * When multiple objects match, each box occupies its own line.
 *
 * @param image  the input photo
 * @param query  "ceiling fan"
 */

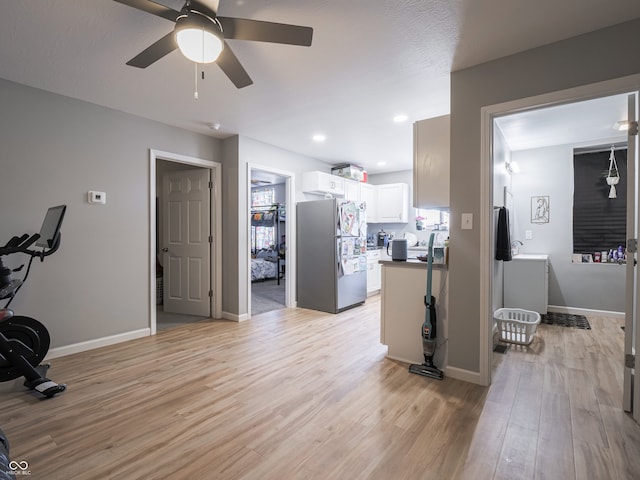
xmin=113 ymin=0 xmax=313 ymax=88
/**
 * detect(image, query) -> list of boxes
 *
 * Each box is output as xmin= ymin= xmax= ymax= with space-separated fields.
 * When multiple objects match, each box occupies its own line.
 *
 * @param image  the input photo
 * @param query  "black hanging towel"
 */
xmin=495 ymin=207 xmax=512 ymax=261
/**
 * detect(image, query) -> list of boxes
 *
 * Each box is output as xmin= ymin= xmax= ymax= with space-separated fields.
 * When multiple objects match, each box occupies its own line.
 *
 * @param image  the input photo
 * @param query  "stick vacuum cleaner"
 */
xmin=409 ymin=233 xmax=444 ymax=381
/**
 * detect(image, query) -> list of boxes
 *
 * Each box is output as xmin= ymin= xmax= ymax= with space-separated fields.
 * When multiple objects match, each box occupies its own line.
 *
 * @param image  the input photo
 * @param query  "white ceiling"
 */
xmin=495 ymin=93 xmax=630 ymax=152
xmin=1 ymin=1 xmax=639 ymax=173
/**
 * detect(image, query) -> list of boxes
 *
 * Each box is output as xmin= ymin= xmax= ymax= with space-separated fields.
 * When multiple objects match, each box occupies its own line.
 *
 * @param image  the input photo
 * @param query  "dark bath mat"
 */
xmin=541 ymin=312 xmax=591 ymax=330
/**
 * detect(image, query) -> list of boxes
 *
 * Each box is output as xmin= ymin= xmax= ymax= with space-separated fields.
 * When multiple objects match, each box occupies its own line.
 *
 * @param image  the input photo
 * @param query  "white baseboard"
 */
xmin=222 ymin=311 xmax=249 ymax=322
xmin=445 ymin=366 xmax=484 ymax=385
xmin=46 ymin=328 xmax=151 ymax=360
xmin=386 ymin=354 xmax=484 ymax=386
xmin=547 ymin=305 xmax=624 ymax=320
xmin=386 ymin=353 xmax=419 ymax=365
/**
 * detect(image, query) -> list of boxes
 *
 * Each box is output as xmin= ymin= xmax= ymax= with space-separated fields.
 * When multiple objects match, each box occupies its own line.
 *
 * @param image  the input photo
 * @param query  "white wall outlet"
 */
xmin=525 ymin=230 xmax=533 ymax=240
xmin=461 ymin=213 xmax=473 ymax=230
xmin=88 ymin=191 xmax=106 ymax=204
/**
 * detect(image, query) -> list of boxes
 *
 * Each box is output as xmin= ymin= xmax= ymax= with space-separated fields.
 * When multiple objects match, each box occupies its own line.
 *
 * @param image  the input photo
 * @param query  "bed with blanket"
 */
xmin=251 ymin=251 xmax=279 ymax=282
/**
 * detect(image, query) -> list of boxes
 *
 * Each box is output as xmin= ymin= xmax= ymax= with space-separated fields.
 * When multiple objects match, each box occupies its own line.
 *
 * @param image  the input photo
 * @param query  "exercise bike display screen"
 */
xmin=35 ymin=205 xmax=67 ymax=249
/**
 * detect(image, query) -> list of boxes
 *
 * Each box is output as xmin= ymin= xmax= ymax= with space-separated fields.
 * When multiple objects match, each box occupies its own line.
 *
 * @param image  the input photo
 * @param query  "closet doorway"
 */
xmin=149 ymin=150 xmax=222 ymax=334
xmin=249 ymin=165 xmax=294 ymax=316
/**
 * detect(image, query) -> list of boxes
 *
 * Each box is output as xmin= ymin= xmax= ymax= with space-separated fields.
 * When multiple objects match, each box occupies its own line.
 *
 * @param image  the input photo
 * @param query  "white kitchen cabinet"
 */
xmin=302 ymin=171 xmax=344 ymax=196
xmin=360 ymin=183 xmax=377 ymax=222
xmin=366 ymin=249 xmax=382 ymax=294
xmin=376 ymin=183 xmax=409 ymax=223
xmin=503 ymin=254 xmax=549 ymax=314
xmin=413 ymin=115 xmax=450 ymax=209
xmin=343 ymin=178 xmax=361 ymax=201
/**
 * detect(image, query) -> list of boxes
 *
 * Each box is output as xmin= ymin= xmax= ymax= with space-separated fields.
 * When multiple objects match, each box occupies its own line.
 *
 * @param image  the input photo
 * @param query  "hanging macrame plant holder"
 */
xmin=606 ymin=146 xmax=620 ymax=199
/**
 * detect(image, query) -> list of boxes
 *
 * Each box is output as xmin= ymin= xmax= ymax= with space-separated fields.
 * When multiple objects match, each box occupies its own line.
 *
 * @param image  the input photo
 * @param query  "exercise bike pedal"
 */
xmin=23 ymin=377 xmax=66 ymax=398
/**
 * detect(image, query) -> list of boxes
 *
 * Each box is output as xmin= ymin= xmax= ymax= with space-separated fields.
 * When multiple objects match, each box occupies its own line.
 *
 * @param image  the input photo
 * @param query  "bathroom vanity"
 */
xmin=503 ymin=254 xmax=549 ymax=314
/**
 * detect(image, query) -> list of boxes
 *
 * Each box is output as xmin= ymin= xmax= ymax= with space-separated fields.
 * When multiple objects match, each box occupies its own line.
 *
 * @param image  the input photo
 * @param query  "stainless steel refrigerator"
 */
xmin=297 ymin=198 xmax=367 ymax=313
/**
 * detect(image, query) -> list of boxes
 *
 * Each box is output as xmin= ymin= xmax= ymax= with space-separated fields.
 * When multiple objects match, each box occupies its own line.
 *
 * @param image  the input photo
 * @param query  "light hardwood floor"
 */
xmin=1 ymin=297 xmax=639 ymax=479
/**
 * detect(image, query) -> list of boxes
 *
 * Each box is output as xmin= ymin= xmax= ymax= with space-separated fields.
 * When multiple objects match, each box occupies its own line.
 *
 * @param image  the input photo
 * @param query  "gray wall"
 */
xmin=511 ymin=144 xmax=625 ymax=312
xmin=0 ymin=78 xmax=220 ymax=348
xmin=221 ymin=135 xmax=332 ymax=318
xmin=220 ymin=136 xmax=241 ymax=317
xmin=449 ymin=18 xmax=640 ymax=374
xmin=0 ymin=77 xmax=334 ymax=345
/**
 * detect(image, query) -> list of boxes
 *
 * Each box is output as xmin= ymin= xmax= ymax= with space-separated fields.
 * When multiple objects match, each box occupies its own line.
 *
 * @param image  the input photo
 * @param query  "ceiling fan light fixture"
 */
xmin=175 ymin=10 xmax=223 ymax=64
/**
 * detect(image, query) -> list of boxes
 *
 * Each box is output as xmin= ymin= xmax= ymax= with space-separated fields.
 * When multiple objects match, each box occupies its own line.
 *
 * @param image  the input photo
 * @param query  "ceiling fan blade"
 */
xmin=126 ymin=32 xmax=177 ymax=68
xmin=112 ymin=0 xmax=179 ymax=22
xmin=218 ymin=18 xmax=313 ymax=46
xmin=217 ymin=42 xmax=253 ymax=88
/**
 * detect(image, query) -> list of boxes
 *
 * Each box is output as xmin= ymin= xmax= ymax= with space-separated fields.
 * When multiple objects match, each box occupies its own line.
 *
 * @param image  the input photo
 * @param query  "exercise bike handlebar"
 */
xmin=0 ymin=232 xmax=61 ymax=259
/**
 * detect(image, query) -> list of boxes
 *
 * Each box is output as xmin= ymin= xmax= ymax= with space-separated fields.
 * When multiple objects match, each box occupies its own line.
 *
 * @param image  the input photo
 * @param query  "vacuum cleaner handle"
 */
xmin=426 ymin=232 xmax=434 ymax=300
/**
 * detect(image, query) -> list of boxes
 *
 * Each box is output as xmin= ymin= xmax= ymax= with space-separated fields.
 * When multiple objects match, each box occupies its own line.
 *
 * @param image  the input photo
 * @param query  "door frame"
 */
xmin=480 ymin=74 xmax=640 ymax=386
xmin=624 ymin=92 xmax=640 ymax=420
xmin=247 ymin=163 xmax=296 ymax=317
xmin=149 ymin=149 xmax=222 ymax=334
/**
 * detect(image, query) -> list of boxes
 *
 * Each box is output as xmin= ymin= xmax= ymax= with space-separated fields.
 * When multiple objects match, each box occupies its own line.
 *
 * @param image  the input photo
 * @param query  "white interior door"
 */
xmin=623 ymin=92 xmax=639 ymax=421
xmin=162 ymin=168 xmax=211 ymax=316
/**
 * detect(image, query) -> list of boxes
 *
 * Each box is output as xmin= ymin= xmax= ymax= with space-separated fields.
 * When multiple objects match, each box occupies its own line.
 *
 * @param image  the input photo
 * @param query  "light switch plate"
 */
xmin=461 ymin=213 xmax=473 ymax=230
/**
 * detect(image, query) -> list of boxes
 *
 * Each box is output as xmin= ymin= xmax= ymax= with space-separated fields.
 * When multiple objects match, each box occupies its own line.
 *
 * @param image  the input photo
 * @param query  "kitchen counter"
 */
xmin=379 ymin=260 xmax=448 ymax=368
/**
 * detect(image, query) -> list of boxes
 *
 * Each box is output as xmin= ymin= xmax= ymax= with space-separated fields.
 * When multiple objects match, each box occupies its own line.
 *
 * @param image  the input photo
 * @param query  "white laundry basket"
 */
xmin=494 ymin=308 xmax=541 ymax=345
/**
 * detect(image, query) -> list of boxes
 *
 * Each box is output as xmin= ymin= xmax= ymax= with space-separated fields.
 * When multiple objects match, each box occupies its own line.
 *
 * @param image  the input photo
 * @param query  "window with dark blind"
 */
xmin=573 ymin=147 xmax=627 ymax=255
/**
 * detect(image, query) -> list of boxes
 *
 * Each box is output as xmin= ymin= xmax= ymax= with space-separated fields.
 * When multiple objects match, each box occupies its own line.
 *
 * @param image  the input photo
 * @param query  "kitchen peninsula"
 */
xmin=379 ymin=259 xmax=448 ymax=369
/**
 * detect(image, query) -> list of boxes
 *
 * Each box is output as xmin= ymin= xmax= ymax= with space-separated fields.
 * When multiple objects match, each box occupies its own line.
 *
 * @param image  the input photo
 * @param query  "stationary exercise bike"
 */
xmin=0 ymin=205 xmax=67 ymax=398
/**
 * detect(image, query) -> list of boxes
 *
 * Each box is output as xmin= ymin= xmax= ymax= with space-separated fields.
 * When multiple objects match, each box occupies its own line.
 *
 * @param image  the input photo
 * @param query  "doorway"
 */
xmin=248 ymin=164 xmax=295 ymax=317
xmin=480 ymin=78 xmax=640 ymax=419
xmin=149 ymin=149 xmax=222 ymax=334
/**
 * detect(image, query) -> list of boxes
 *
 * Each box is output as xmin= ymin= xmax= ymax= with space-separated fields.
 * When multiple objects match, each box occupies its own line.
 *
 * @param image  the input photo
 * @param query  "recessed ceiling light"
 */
xmin=393 ymin=114 xmax=408 ymax=123
xmin=312 ymin=134 xmax=326 ymax=142
xmin=377 ymin=161 xmax=387 ymax=166
xmin=616 ymin=120 xmax=629 ymax=131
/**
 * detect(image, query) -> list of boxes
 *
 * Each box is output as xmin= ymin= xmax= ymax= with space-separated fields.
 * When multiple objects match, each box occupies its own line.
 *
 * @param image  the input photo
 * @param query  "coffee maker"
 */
xmin=376 ymin=229 xmax=389 ymax=247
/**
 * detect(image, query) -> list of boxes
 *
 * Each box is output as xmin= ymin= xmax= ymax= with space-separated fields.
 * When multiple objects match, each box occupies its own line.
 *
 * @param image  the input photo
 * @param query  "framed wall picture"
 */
xmin=531 ymin=196 xmax=549 ymax=223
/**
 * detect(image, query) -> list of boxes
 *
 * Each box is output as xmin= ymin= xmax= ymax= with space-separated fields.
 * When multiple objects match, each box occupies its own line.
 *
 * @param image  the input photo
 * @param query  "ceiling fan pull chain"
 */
xmin=194 ymin=61 xmax=199 ymax=100
xmin=193 ymin=22 xmax=207 ymax=100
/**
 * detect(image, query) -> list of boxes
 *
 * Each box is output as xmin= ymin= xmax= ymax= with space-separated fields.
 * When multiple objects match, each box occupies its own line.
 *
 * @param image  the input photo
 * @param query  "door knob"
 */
xmin=161 ymin=248 xmax=168 ymax=252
